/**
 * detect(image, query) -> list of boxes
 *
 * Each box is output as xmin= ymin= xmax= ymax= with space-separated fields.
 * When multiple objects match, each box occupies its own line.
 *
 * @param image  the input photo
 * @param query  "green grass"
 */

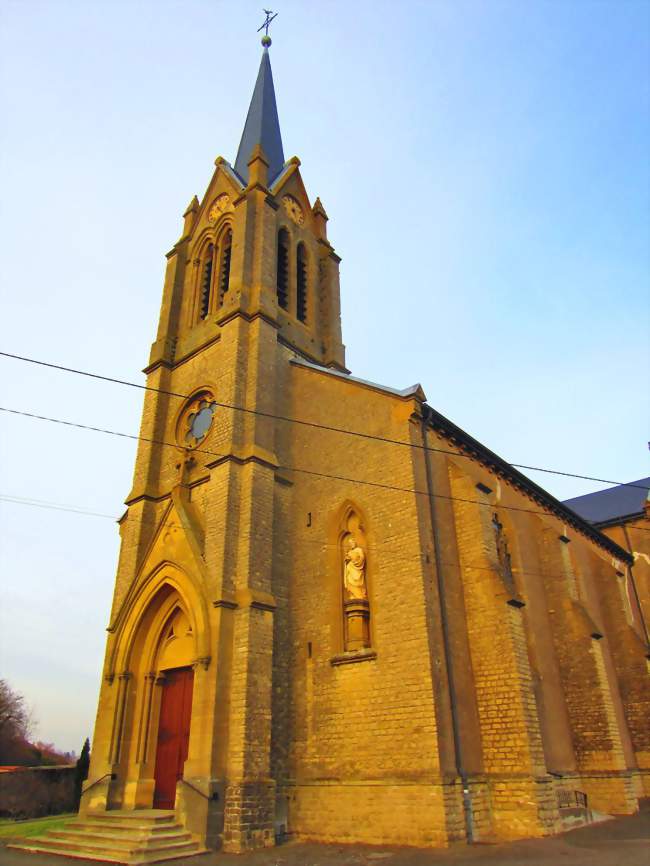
xmin=0 ymin=814 xmax=75 ymax=840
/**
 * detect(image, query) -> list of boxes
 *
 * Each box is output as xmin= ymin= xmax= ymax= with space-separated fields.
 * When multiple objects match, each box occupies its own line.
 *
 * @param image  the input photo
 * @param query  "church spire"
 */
xmin=234 ymin=39 xmax=285 ymax=186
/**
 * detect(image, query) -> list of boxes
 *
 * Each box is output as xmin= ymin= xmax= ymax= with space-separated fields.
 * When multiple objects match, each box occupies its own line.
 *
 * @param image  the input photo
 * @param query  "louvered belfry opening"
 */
xmin=277 ymin=228 xmax=289 ymax=310
xmin=219 ymin=230 xmax=232 ymax=305
xmin=199 ymin=244 xmax=214 ymax=319
xmin=297 ymin=242 xmax=307 ymax=323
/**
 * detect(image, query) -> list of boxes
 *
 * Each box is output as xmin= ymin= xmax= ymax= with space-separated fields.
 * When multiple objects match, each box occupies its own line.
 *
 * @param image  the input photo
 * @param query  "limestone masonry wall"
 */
xmin=83 ymin=145 xmax=649 ymax=852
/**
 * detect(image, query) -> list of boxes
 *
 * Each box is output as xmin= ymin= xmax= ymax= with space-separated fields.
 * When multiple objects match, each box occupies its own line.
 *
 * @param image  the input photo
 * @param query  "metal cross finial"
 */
xmin=258 ymin=9 xmax=278 ymax=43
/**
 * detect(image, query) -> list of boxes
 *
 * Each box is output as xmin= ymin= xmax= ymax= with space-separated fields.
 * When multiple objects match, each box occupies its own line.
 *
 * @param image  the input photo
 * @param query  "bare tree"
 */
xmin=0 ymin=679 xmax=33 ymax=763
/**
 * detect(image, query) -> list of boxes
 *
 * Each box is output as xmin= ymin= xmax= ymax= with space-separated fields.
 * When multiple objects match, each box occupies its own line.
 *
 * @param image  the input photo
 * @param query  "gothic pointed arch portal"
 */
xmin=104 ymin=569 xmax=206 ymax=811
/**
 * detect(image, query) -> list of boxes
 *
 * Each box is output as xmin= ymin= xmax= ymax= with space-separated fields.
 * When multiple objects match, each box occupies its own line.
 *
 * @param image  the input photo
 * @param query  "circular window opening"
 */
xmin=188 ymin=401 xmax=216 ymax=443
xmin=178 ymin=392 xmax=217 ymax=448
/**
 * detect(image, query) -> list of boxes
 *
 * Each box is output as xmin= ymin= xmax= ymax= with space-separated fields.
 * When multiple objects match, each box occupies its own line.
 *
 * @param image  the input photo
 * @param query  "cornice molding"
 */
xmin=422 ymin=404 xmax=633 ymax=564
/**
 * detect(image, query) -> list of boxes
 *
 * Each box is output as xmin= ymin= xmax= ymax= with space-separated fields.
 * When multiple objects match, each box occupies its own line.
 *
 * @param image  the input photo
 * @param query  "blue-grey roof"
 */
xmin=563 ymin=478 xmax=650 ymax=526
xmin=234 ymin=48 xmax=285 ymax=186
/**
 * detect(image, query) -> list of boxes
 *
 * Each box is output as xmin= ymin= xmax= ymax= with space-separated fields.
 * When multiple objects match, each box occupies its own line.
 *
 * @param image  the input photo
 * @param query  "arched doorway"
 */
xmin=89 ymin=561 xmax=212 ymax=813
xmin=152 ymin=608 xmax=195 ymax=808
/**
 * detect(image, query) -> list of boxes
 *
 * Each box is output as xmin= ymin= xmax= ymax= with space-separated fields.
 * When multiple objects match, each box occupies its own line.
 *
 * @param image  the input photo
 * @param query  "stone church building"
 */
xmin=19 ymin=41 xmax=649 ymax=860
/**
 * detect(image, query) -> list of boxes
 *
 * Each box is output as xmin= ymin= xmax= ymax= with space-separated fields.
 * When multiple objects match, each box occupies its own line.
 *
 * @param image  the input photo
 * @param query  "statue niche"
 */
xmin=492 ymin=513 xmax=517 ymax=599
xmin=341 ymin=510 xmax=370 ymax=651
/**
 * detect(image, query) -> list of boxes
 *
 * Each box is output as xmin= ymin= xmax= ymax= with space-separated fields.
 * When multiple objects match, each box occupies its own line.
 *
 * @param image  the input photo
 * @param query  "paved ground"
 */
xmin=2 ymin=805 xmax=649 ymax=866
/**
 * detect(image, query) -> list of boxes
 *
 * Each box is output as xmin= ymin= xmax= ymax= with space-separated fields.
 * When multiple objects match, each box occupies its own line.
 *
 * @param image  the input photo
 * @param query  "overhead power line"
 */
xmin=1 ymin=351 xmax=647 ymax=493
xmin=0 ymin=493 xmax=116 ymax=520
xmin=2 ymin=496 xmax=646 ymax=585
xmin=1 ymin=405 xmax=646 ymax=538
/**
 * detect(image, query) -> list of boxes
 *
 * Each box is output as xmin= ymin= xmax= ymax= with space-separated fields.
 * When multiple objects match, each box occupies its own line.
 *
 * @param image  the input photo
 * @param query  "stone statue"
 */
xmin=344 ymin=537 xmax=367 ymax=599
xmin=493 ymin=513 xmax=515 ymax=595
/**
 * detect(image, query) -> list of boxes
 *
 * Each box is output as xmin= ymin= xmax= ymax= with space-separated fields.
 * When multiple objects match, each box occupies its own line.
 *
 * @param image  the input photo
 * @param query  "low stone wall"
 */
xmin=0 ymin=765 xmax=77 ymax=818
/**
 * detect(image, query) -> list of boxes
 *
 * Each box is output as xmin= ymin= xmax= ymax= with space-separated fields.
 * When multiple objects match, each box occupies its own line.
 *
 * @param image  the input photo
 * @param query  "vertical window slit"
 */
xmin=297 ymin=243 xmax=308 ymax=323
xmin=277 ymin=229 xmax=289 ymax=310
xmin=219 ymin=230 xmax=232 ymax=305
xmin=199 ymin=244 xmax=214 ymax=320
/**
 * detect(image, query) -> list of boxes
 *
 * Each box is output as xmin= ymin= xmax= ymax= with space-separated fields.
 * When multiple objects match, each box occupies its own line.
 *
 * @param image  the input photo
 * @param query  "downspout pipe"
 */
xmin=420 ymin=409 xmax=474 ymax=843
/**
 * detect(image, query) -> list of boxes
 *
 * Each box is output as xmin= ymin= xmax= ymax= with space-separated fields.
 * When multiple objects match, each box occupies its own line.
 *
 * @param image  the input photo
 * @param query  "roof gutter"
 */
xmin=593 ymin=511 xmax=645 ymax=530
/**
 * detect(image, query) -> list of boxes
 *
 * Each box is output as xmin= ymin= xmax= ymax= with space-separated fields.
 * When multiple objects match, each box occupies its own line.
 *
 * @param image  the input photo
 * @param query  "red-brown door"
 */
xmin=153 ymin=667 xmax=194 ymax=809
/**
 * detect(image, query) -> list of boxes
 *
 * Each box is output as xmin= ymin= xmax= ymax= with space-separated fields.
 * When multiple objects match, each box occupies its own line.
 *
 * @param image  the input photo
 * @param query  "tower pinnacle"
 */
xmin=235 ymin=9 xmax=284 ymax=183
xmin=234 ymin=19 xmax=284 ymax=185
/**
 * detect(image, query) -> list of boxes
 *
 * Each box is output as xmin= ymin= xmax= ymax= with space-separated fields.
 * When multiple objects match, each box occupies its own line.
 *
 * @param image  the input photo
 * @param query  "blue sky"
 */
xmin=1 ymin=0 xmax=648 ymax=752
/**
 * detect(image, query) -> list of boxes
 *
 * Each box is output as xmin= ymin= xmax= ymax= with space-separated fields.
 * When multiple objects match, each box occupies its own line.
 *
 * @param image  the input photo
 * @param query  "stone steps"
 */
xmin=47 ymin=828 xmax=194 ymax=849
xmin=62 ymin=822 xmax=190 ymax=840
xmin=8 ymin=809 xmax=208 ymax=864
xmin=7 ymin=843 xmax=127 ymax=864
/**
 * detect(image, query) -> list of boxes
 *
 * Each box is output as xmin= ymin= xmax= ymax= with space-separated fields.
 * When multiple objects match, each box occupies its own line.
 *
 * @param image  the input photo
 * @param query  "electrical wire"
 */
xmin=2 ymin=494 xmax=644 ymax=585
xmin=1 ymin=405 xmax=645 ymax=540
xmin=0 ymin=493 xmax=116 ymax=520
xmin=1 ymin=351 xmax=647 ymax=493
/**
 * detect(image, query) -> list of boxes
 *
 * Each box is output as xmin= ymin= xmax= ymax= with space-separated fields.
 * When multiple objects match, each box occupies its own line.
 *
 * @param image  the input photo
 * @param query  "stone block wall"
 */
xmin=271 ymin=361 xmax=460 ymax=844
xmin=284 ymin=782 xmax=461 ymax=846
xmin=0 ymin=765 xmax=77 ymax=819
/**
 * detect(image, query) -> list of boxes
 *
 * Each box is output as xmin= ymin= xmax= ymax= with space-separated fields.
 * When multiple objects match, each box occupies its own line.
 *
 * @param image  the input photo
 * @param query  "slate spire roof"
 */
xmin=234 ymin=47 xmax=285 ymax=186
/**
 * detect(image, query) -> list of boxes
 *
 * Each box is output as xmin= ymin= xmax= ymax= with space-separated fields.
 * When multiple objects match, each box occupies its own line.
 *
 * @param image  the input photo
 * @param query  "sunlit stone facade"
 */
xmin=81 ymin=45 xmax=650 ymax=853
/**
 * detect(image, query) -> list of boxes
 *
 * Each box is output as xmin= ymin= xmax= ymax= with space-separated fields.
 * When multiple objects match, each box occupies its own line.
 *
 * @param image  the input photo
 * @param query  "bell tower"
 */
xmin=82 ymin=34 xmax=345 ymax=852
xmin=148 ymin=40 xmax=346 ymax=377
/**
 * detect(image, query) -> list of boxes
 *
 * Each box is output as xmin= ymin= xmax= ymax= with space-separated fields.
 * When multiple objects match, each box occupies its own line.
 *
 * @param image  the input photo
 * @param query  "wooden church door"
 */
xmin=153 ymin=667 xmax=194 ymax=808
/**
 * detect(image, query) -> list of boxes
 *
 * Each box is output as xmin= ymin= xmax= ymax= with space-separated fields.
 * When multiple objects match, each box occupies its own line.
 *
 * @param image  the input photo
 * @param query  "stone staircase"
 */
xmin=8 ymin=809 xmax=208 ymax=864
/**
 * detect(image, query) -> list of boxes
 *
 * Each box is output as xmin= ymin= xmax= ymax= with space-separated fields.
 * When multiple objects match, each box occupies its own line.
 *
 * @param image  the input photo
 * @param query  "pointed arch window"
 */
xmin=218 ymin=229 xmax=232 ymax=306
xmin=296 ymin=242 xmax=308 ymax=323
xmin=277 ymin=228 xmax=290 ymax=311
xmin=199 ymin=244 xmax=214 ymax=320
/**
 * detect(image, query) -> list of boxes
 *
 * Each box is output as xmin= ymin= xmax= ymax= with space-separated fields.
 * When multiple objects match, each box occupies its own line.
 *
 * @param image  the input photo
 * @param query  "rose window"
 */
xmin=178 ymin=392 xmax=217 ymax=448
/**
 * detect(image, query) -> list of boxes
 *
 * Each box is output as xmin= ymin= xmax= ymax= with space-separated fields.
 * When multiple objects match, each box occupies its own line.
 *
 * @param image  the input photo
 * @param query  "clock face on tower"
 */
xmin=282 ymin=194 xmax=304 ymax=226
xmin=207 ymin=194 xmax=232 ymax=224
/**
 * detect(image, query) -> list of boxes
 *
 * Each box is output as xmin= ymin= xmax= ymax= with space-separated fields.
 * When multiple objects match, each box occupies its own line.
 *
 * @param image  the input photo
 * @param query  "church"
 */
xmin=14 ymin=35 xmax=649 ymax=861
